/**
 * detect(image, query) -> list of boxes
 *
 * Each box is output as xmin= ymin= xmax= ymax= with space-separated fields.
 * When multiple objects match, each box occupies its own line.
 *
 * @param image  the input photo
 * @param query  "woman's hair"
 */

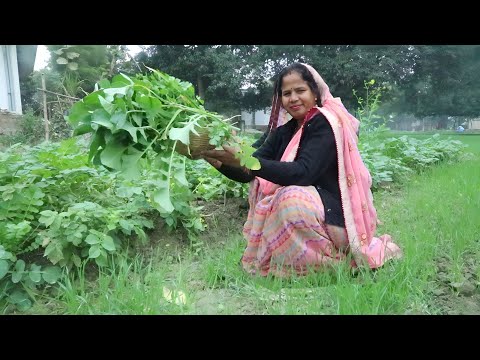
xmin=274 ymin=63 xmax=322 ymax=106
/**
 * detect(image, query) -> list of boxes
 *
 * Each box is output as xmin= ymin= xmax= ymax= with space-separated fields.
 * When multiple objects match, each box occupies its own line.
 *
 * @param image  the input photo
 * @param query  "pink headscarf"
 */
xmin=263 ymin=63 xmax=402 ymax=268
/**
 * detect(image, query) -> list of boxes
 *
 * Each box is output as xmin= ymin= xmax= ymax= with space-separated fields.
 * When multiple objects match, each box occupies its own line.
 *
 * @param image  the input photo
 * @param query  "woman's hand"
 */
xmin=201 ymin=145 xmax=241 ymax=168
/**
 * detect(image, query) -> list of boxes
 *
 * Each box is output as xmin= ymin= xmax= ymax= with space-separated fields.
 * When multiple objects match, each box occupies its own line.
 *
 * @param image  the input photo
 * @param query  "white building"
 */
xmin=241 ymin=108 xmax=271 ymax=130
xmin=0 ymin=45 xmax=37 ymax=114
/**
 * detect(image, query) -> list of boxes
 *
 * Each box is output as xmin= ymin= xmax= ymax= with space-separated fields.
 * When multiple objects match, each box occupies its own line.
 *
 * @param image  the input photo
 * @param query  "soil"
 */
xmin=427 ymin=251 xmax=480 ymax=315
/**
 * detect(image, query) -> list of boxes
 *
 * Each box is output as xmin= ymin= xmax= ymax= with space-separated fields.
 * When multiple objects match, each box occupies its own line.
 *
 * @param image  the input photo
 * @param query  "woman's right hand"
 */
xmin=201 ymin=145 xmax=241 ymax=168
xmin=203 ymin=156 xmax=222 ymax=169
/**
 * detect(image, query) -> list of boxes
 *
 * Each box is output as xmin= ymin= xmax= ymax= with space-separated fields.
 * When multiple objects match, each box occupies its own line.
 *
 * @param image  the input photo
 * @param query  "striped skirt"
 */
xmin=241 ymin=179 xmax=347 ymax=277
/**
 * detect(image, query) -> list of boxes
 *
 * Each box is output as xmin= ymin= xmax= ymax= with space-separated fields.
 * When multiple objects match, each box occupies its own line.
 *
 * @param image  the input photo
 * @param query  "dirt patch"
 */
xmin=134 ymin=197 xmax=249 ymax=259
xmin=428 ymin=252 xmax=480 ymax=314
xmin=196 ymin=197 xmax=249 ymax=246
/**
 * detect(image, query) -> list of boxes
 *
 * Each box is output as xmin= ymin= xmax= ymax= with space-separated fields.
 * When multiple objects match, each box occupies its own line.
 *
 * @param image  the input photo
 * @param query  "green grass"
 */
xmin=21 ymin=133 xmax=480 ymax=315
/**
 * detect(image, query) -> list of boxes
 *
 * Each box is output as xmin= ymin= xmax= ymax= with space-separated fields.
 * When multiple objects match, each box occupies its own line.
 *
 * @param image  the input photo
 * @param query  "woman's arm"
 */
xmin=251 ymin=114 xmax=336 ymax=186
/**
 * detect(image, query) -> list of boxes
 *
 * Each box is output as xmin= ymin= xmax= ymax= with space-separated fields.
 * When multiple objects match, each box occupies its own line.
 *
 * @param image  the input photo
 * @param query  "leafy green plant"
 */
xmin=0 ymin=110 xmax=44 ymax=147
xmin=0 ymin=245 xmax=62 ymax=312
xmin=66 ymin=67 xmax=259 ymax=213
xmin=353 ymin=79 xmax=390 ymax=137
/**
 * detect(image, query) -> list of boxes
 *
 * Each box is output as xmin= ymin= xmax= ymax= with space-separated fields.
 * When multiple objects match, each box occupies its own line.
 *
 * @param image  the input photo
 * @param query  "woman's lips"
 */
xmin=290 ymin=105 xmax=301 ymax=110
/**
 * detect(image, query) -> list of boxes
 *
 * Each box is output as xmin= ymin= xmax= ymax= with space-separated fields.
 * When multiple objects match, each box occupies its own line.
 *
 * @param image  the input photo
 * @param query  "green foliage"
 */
xmin=353 ymin=79 xmax=390 ymax=136
xmin=187 ymin=161 xmax=249 ymax=201
xmin=399 ymin=45 xmax=480 ymax=119
xmin=139 ymin=45 xmax=250 ymax=113
xmin=66 ymin=68 xmax=258 ymax=213
xmin=47 ymin=45 xmax=109 ymax=95
xmin=353 ymin=78 xmax=467 ymax=189
xmin=0 ymin=244 xmax=62 ymax=312
xmin=0 ymin=110 xmax=44 ymax=146
xmin=359 ymin=134 xmax=467 ymax=190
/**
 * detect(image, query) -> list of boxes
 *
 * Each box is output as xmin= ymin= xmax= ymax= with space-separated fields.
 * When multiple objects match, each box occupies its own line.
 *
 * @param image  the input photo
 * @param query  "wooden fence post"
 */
xmin=41 ymin=73 xmax=49 ymax=142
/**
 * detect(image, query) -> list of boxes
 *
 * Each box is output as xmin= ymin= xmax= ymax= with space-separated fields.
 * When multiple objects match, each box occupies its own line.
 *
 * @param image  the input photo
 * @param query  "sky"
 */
xmin=34 ymin=45 xmax=145 ymax=71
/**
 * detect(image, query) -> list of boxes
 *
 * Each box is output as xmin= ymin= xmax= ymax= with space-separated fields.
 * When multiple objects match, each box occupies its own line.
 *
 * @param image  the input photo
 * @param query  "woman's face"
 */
xmin=280 ymin=71 xmax=317 ymax=121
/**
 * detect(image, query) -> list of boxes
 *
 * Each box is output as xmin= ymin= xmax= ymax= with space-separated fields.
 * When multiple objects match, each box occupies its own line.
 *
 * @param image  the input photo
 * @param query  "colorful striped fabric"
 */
xmin=242 ymin=180 xmax=348 ymax=277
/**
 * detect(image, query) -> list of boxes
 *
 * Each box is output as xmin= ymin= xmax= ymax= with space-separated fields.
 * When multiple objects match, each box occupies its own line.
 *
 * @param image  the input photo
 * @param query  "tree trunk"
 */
xmin=437 ymin=115 xmax=448 ymax=129
xmin=197 ymin=75 xmax=205 ymax=100
xmin=252 ymin=111 xmax=256 ymax=129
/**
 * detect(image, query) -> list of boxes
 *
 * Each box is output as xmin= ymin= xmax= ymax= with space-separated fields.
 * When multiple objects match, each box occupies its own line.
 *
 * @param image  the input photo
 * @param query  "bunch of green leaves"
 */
xmin=187 ymin=161 xmax=249 ymax=200
xmin=358 ymin=134 xmax=467 ymax=190
xmin=0 ymin=245 xmax=62 ymax=312
xmin=66 ymin=67 xmax=259 ymax=212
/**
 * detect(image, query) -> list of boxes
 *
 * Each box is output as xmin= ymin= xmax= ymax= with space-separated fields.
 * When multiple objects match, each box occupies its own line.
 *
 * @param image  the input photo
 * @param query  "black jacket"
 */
xmin=218 ymin=112 xmax=345 ymax=227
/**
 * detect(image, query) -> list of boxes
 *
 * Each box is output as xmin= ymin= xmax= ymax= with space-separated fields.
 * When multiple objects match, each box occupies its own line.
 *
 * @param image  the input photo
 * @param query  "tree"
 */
xmin=236 ymin=45 xmax=418 ymax=112
xmin=394 ymin=45 xmax=480 ymax=128
xmin=46 ymin=45 xmax=110 ymax=96
xmin=137 ymin=45 xmax=261 ymax=114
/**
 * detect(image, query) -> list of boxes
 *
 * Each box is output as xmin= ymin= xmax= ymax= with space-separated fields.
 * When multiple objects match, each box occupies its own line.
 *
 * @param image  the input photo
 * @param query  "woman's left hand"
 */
xmin=201 ymin=145 xmax=241 ymax=168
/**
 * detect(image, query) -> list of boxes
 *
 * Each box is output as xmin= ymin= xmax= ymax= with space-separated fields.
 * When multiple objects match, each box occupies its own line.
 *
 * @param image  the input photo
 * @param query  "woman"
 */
xmin=201 ymin=63 xmax=402 ymax=277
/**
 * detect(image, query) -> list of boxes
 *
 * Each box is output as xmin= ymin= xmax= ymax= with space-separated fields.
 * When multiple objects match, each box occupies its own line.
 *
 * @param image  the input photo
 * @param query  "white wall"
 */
xmin=241 ymin=109 xmax=270 ymax=128
xmin=469 ymin=119 xmax=480 ymax=130
xmin=0 ymin=45 xmax=23 ymax=114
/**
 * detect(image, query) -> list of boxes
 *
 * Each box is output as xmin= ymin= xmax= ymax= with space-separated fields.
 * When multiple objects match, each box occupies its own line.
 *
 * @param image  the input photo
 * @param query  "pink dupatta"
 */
xmin=260 ymin=63 xmax=402 ymax=268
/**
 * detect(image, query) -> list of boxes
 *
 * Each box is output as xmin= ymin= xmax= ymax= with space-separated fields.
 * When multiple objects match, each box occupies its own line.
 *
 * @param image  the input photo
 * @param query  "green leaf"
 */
xmin=88 ymin=129 xmax=106 ymax=162
xmin=136 ymin=95 xmax=163 ymax=119
xmin=15 ymin=259 xmax=25 ymax=273
xmin=44 ymin=241 xmax=64 ymax=265
xmin=152 ymin=187 xmax=174 ymax=213
xmin=119 ymin=219 xmax=133 ymax=234
xmin=42 ymin=266 xmax=62 ymax=284
xmin=0 ymin=259 xmax=9 ymax=280
xmin=85 ymin=233 xmax=100 ymax=245
xmin=244 ymin=157 xmax=261 ymax=170
xmin=83 ymin=91 xmax=102 ymax=107
xmin=39 ymin=210 xmax=58 ymax=227
xmin=169 ymin=126 xmax=191 ymax=145
xmin=95 ymin=251 xmax=108 ymax=267
xmin=119 ymin=147 xmax=143 ymax=180
xmin=98 ymin=79 xmax=110 ymax=89
xmin=173 ymin=163 xmax=188 ymax=186
xmin=0 ymin=246 xmax=10 ymax=260
xmin=73 ymin=123 xmax=92 ymax=136
xmin=67 ymin=101 xmax=90 ymax=126
xmin=72 ymin=253 xmax=82 ymax=267
xmin=104 ymin=86 xmax=129 ymax=98
xmin=115 ymin=115 xmax=138 ymax=142
xmin=89 ymin=245 xmax=101 ymax=259
xmin=56 ymin=57 xmax=68 ymax=65
xmin=102 ymin=236 xmax=116 ymax=251
xmin=8 ymin=289 xmax=31 ymax=310
xmin=116 ymin=186 xmax=143 ymax=198
xmin=91 ymin=109 xmax=114 ymax=129
xmin=66 ymin=52 xmax=80 ymax=59
xmin=100 ymin=141 xmax=128 ymax=170
xmin=112 ymin=73 xmax=134 ymax=86
xmin=11 ymin=270 xmax=23 ymax=283
xmin=131 ymin=113 xmax=144 ymax=127
xmin=99 ymin=95 xmax=115 ymax=114
xmin=29 ymin=265 xmax=42 ymax=283
xmin=67 ymin=62 xmax=78 ymax=71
